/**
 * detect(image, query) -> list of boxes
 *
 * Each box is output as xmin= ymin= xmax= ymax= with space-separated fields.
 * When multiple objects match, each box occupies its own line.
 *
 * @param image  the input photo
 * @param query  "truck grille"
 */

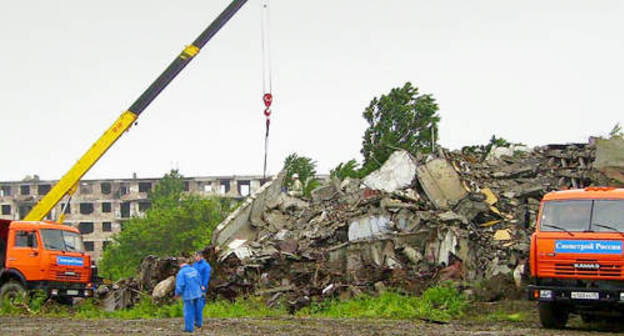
xmin=554 ymin=263 xmax=622 ymax=277
xmin=54 ymin=271 xmax=83 ymax=281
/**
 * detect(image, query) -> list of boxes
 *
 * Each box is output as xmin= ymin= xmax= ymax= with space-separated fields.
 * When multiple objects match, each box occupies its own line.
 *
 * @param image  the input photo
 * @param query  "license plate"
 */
xmin=571 ymin=292 xmax=599 ymax=300
xmin=66 ymin=289 xmax=79 ymax=296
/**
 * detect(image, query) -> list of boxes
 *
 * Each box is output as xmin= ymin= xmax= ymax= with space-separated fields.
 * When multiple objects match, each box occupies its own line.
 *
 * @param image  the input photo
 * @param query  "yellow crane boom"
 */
xmin=23 ymin=0 xmax=248 ymax=221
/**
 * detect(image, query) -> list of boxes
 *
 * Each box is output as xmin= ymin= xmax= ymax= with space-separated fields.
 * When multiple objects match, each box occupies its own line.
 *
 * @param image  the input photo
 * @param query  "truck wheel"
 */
xmin=538 ymin=302 xmax=568 ymax=329
xmin=0 ymin=281 xmax=26 ymax=303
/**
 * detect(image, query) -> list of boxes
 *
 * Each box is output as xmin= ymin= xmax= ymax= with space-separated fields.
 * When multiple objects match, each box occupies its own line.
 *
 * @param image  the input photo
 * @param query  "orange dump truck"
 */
xmin=0 ymin=219 xmax=95 ymax=301
xmin=529 ymin=187 xmax=624 ymax=328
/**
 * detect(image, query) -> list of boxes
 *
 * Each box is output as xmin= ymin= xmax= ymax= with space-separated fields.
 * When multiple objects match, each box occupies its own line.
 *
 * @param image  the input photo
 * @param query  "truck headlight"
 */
xmin=540 ymin=290 xmax=552 ymax=299
xmin=85 ymin=290 xmax=92 ymax=297
xmin=51 ymin=289 xmax=59 ymax=296
xmin=619 ymin=292 xmax=624 ymax=302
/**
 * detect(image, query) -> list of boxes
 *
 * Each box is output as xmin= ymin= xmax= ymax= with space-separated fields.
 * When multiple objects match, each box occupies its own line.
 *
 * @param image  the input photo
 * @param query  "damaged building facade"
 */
xmin=0 ymin=175 xmax=268 ymax=259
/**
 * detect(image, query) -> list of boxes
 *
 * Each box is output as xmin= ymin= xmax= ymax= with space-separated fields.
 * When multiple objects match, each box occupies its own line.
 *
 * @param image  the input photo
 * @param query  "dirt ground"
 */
xmin=1 ymin=301 xmax=624 ymax=336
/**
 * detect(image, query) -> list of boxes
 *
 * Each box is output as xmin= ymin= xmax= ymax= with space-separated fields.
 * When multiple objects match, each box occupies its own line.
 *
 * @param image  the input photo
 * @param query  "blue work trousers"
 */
xmin=183 ymin=298 xmax=202 ymax=332
xmin=195 ymin=294 xmax=206 ymax=327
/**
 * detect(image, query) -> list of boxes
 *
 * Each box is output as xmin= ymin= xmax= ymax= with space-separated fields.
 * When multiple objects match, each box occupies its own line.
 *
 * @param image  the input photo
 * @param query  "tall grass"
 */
xmin=297 ymin=284 xmax=467 ymax=321
xmin=0 ymin=284 xmax=466 ymax=321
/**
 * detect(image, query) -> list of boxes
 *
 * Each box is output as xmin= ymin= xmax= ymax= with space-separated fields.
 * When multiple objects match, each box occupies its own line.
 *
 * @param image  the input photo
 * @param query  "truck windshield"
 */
xmin=541 ymin=200 xmax=624 ymax=232
xmin=39 ymin=229 xmax=85 ymax=253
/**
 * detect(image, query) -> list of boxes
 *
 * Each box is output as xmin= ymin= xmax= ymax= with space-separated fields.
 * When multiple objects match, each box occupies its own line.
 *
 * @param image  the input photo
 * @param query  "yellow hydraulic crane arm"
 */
xmin=23 ymin=112 xmax=137 ymax=221
xmin=23 ymin=0 xmax=248 ymax=221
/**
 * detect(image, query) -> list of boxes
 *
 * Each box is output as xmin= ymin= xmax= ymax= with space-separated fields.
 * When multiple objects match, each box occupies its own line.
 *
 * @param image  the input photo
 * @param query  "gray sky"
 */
xmin=1 ymin=0 xmax=622 ymax=181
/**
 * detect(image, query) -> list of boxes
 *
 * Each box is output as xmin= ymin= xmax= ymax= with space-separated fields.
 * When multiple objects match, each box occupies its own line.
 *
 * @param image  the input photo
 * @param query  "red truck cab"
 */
xmin=0 ymin=219 xmax=95 ymax=301
xmin=529 ymin=187 xmax=624 ymax=328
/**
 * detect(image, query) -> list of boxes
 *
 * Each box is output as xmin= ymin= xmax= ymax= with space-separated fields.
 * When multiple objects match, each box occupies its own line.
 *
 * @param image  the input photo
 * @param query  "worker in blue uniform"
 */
xmin=175 ymin=257 xmax=203 ymax=333
xmin=193 ymin=251 xmax=211 ymax=328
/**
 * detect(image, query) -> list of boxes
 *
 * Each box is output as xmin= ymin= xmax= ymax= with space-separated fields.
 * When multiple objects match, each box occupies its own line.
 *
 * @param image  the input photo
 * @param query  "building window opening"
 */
xmin=78 ymin=222 xmax=94 ymax=234
xmin=138 ymin=182 xmax=152 ymax=193
xmin=60 ymin=203 xmax=71 ymax=214
xmin=80 ymin=203 xmax=94 ymax=215
xmin=101 ymin=182 xmax=112 ymax=194
xmin=102 ymin=222 xmax=112 ymax=232
xmin=38 ymin=184 xmax=51 ymax=196
xmin=219 ymin=180 xmax=230 ymax=194
xmin=121 ymin=202 xmax=130 ymax=218
xmin=138 ymin=201 xmax=150 ymax=212
xmin=80 ymin=183 xmax=93 ymax=194
xmin=119 ymin=184 xmax=129 ymax=196
xmin=1 ymin=204 xmax=10 ymax=215
xmin=238 ymin=180 xmax=251 ymax=197
xmin=102 ymin=202 xmax=112 ymax=213
xmin=20 ymin=185 xmax=30 ymax=195
xmin=0 ymin=186 xmax=11 ymax=197
xmin=84 ymin=241 xmax=94 ymax=252
xmin=18 ymin=205 xmax=33 ymax=219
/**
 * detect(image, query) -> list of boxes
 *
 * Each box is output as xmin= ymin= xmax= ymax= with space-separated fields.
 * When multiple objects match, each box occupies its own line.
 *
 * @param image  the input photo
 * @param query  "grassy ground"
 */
xmin=0 ymin=283 xmax=467 ymax=322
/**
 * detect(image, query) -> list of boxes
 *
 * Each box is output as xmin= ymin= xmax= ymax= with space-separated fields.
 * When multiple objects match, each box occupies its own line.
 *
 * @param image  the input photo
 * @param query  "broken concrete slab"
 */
xmin=311 ymin=184 xmax=338 ymax=202
xmin=348 ymin=215 xmax=391 ymax=241
xmin=362 ymin=150 xmax=418 ymax=193
xmin=416 ymin=158 xmax=467 ymax=210
xmin=213 ymin=171 xmax=285 ymax=247
xmin=152 ymin=276 xmax=175 ymax=299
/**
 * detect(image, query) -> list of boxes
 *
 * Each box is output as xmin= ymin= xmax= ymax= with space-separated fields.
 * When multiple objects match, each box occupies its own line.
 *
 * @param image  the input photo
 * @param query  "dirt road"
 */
xmin=1 ymin=315 xmax=622 ymax=336
xmin=1 ymin=301 xmax=622 ymax=335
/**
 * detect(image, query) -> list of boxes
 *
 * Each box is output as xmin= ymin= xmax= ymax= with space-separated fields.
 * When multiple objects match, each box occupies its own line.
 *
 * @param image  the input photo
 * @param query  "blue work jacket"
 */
xmin=175 ymin=264 xmax=202 ymax=301
xmin=193 ymin=259 xmax=211 ymax=292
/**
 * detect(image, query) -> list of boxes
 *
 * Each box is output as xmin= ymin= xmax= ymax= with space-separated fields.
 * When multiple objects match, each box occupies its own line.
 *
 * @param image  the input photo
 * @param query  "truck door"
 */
xmin=6 ymin=230 xmax=42 ymax=280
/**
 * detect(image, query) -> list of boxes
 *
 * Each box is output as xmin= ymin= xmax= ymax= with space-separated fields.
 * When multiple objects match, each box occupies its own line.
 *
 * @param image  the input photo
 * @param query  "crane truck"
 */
xmin=0 ymin=0 xmax=249 ymax=302
xmin=529 ymin=187 xmax=624 ymax=328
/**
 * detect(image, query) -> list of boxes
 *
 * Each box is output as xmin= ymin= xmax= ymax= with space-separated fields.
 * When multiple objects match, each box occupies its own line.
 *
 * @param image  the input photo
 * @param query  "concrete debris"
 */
xmin=416 ymin=158 xmax=467 ymax=210
xmin=493 ymin=229 xmax=512 ymax=241
xmin=348 ymin=216 xmax=391 ymax=241
xmin=152 ymin=276 xmax=176 ymax=299
xmin=106 ymin=138 xmax=623 ymax=312
xmin=362 ymin=150 xmax=417 ymax=193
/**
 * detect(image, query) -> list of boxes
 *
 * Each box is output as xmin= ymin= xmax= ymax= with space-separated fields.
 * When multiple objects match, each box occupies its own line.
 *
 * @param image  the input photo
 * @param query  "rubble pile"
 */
xmin=101 ymin=138 xmax=624 ymax=311
xmin=203 ymin=141 xmax=623 ymax=310
xmin=99 ymin=256 xmax=178 ymax=311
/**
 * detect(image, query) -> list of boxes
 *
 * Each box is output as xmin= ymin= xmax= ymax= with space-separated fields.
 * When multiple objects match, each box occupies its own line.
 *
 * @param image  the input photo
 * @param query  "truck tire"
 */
xmin=538 ymin=302 xmax=568 ymax=329
xmin=0 ymin=281 xmax=26 ymax=303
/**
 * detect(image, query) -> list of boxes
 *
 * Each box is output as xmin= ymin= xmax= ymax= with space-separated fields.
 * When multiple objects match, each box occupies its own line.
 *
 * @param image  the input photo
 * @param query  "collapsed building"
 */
xmin=100 ymin=137 xmax=624 ymax=311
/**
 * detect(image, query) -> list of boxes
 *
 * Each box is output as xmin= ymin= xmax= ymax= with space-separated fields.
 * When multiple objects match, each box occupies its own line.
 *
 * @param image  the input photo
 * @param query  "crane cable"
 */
xmin=260 ymin=0 xmax=273 ymax=180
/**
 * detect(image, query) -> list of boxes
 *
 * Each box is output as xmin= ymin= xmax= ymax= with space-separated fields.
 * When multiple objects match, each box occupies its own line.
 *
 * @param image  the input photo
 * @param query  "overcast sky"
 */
xmin=0 ymin=0 xmax=622 ymax=181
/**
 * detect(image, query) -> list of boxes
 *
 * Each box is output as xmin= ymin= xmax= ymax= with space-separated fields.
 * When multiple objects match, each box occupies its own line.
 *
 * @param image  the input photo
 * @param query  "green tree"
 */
xmin=98 ymin=170 xmax=233 ymax=280
xmin=283 ymin=153 xmax=318 ymax=197
xmin=361 ymin=82 xmax=440 ymax=174
xmin=330 ymin=159 xmax=362 ymax=180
